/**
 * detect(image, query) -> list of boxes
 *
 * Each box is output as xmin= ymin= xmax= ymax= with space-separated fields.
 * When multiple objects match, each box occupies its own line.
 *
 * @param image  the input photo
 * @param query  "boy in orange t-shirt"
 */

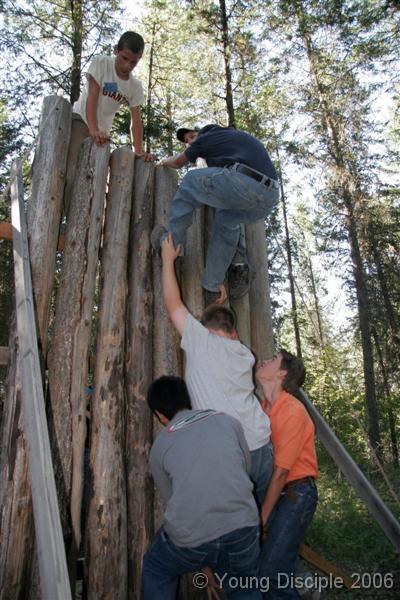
xmin=256 ymin=350 xmax=318 ymax=599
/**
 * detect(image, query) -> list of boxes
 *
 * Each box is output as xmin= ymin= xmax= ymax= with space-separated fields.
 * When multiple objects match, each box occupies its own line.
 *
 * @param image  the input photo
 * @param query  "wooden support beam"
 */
xmin=299 ymin=544 xmax=353 ymax=589
xmin=299 ymin=389 xmax=400 ymax=553
xmin=9 ymin=159 xmax=71 ymax=600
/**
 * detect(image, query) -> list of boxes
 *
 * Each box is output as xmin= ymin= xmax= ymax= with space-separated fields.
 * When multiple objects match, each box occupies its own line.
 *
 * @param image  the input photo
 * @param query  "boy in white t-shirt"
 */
xmin=65 ymin=31 xmax=153 ymax=211
xmin=161 ymin=234 xmax=273 ymax=505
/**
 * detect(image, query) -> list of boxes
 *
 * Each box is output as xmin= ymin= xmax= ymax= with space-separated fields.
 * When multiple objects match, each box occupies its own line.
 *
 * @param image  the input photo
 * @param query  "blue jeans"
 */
xmin=259 ymin=480 xmax=318 ymax=598
xmin=250 ymin=442 xmax=273 ymax=507
xmin=143 ymin=525 xmax=262 ymax=599
xmin=168 ymin=167 xmax=279 ymax=291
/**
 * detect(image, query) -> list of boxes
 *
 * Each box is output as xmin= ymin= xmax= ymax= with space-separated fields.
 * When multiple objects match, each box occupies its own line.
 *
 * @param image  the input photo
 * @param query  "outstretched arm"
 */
xmin=159 ymin=152 xmax=189 ymax=169
xmin=162 ymin=234 xmax=189 ymax=335
xmin=130 ymin=106 xmax=155 ymax=161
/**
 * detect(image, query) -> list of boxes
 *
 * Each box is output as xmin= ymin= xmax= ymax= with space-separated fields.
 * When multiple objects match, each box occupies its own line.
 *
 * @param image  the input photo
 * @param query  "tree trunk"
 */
xmin=299 ymin=20 xmax=381 ymax=452
xmin=86 ymin=147 xmax=132 ymax=600
xmin=219 ymin=0 xmax=236 ymax=127
xmin=343 ymin=195 xmax=381 ymax=452
xmin=279 ymin=173 xmax=302 ymax=357
xmin=47 ymin=139 xmax=110 ymax=573
xmin=70 ymin=1 xmax=84 ymax=103
xmin=125 ymin=158 xmax=155 ymax=600
xmin=145 ymin=23 xmax=156 ymax=154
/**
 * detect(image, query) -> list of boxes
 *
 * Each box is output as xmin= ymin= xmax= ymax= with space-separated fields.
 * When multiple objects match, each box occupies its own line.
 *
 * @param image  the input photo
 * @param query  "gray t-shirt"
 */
xmin=181 ymin=314 xmax=271 ymax=451
xmin=150 ymin=409 xmax=259 ymax=547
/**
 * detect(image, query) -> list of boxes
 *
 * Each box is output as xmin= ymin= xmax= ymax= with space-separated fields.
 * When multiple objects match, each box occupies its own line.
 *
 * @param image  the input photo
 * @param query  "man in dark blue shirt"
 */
xmin=158 ymin=124 xmax=279 ymax=304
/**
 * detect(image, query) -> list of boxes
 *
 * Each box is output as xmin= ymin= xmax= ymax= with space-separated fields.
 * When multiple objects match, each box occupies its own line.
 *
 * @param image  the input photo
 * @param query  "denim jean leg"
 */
xmin=250 ymin=443 xmax=273 ymax=507
xmin=202 ymin=210 xmax=241 ymax=291
xmin=259 ymin=483 xmax=318 ymax=599
xmin=168 ymin=176 xmax=204 ymax=250
xmin=213 ymin=526 xmax=262 ymax=600
xmin=143 ymin=527 xmax=210 ymax=600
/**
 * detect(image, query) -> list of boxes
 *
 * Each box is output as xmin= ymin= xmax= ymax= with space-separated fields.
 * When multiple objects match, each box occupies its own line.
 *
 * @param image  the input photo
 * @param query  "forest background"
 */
xmin=0 ymin=0 xmax=399 ymax=597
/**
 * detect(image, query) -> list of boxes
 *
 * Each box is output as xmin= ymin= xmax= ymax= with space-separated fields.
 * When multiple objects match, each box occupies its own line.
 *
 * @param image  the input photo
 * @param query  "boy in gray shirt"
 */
xmin=143 ymin=375 xmax=262 ymax=599
xmin=161 ymin=234 xmax=272 ymax=505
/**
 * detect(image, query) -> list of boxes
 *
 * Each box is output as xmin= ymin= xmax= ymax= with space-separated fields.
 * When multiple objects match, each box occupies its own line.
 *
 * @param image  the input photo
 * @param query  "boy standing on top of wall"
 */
xmin=65 ymin=31 xmax=153 ymax=211
xmin=161 ymin=233 xmax=273 ymax=506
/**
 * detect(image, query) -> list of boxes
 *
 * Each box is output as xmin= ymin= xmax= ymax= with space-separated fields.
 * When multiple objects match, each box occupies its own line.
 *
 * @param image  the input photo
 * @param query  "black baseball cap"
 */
xmin=176 ymin=127 xmax=199 ymax=143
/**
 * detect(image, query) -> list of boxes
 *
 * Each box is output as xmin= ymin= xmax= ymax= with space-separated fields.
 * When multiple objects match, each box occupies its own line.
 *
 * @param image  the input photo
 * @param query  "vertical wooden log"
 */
xmin=86 ymin=147 xmax=132 ymax=600
xmin=152 ymin=167 xmax=181 ymax=533
xmin=125 ymin=158 xmax=155 ymax=600
xmin=27 ymin=96 xmax=72 ymax=351
xmin=152 ymin=166 xmax=182 ymax=381
xmin=230 ymin=227 xmax=251 ymax=347
xmin=245 ymin=221 xmax=275 ymax=362
xmin=47 ymin=140 xmax=110 ymax=564
xmin=180 ymin=208 xmax=205 ymax=319
xmin=0 ymin=321 xmax=35 ymax=600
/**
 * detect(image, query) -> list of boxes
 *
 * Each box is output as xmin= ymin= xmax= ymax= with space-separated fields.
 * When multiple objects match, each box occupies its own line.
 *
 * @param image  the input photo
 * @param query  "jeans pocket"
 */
xmin=162 ymin=531 xmax=208 ymax=569
xmin=227 ymin=532 xmax=260 ymax=574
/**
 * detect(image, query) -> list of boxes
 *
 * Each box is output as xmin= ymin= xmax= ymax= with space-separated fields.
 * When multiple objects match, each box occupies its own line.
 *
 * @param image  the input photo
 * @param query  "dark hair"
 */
xmin=201 ymin=305 xmax=236 ymax=334
xmin=117 ymin=31 xmax=145 ymax=54
xmin=147 ymin=376 xmax=192 ymax=420
xmin=280 ymin=349 xmax=305 ymax=394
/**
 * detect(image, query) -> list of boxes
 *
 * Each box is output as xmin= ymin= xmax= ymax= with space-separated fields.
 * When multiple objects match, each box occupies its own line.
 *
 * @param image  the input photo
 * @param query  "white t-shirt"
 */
xmin=181 ymin=314 xmax=271 ymax=451
xmin=73 ymin=55 xmax=145 ymax=133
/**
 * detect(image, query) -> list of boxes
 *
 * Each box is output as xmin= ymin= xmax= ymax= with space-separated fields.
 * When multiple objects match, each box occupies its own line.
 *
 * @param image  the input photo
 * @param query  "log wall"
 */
xmin=0 ymin=96 xmax=276 ymax=600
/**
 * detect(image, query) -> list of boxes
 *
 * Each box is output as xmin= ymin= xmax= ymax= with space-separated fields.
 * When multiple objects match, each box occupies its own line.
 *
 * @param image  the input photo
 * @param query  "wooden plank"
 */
xmin=0 ymin=221 xmax=65 ymax=250
xmin=0 ymin=346 xmax=9 ymax=365
xmin=299 ymin=389 xmax=400 ymax=552
xmin=299 ymin=544 xmax=353 ymax=589
xmin=10 ymin=159 xmax=71 ymax=600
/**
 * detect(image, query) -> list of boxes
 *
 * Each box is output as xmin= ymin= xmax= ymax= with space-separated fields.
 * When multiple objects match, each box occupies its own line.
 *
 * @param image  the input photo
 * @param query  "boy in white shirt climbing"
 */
xmin=161 ymin=233 xmax=273 ymax=505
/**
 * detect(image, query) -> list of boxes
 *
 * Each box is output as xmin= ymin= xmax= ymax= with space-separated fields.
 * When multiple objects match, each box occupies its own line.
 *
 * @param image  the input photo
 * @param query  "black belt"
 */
xmin=228 ymin=162 xmax=279 ymax=189
xmin=284 ymin=476 xmax=315 ymax=490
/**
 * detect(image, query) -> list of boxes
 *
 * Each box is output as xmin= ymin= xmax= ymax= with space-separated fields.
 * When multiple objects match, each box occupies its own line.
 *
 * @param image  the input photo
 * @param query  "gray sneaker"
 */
xmin=228 ymin=264 xmax=250 ymax=299
xmin=150 ymin=224 xmax=168 ymax=254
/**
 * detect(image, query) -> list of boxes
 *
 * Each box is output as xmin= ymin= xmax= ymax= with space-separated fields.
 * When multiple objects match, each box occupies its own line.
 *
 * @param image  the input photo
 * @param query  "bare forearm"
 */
xmin=261 ymin=467 xmax=288 ymax=525
xmin=131 ymin=118 xmax=143 ymax=154
xmin=160 ymin=153 xmax=188 ymax=169
xmin=162 ymin=260 xmax=181 ymax=310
